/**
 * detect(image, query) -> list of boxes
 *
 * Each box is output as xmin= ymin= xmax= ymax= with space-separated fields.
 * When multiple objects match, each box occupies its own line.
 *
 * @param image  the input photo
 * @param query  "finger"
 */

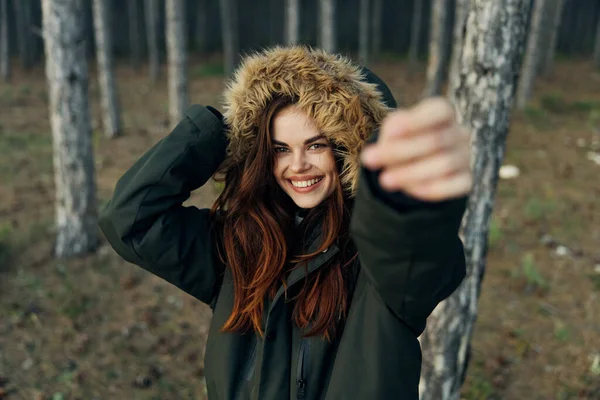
xmin=362 ymin=127 xmax=456 ymax=169
xmin=403 ymin=172 xmax=473 ymax=202
xmin=379 ymin=97 xmax=456 ymax=140
xmin=378 ymin=148 xmax=471 ymax=190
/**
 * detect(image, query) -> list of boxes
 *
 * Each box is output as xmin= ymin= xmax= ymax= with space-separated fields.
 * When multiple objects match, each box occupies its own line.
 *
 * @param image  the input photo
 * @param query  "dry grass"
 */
xmin=0 ymin=57 xmax=598 ymax=399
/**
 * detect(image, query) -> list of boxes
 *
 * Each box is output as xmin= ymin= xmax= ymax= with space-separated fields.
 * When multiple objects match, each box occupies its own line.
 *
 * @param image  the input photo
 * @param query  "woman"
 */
xmin=99 ymin=46 xmax=471 ymax=399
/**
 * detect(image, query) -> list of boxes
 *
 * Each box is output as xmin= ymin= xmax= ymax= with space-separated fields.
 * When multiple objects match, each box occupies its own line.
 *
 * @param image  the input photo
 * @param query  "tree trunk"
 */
xmin=358 ymin=0 xmax=369 ymax=64
xmin=194 ymin=0 xmax=207 ymax=52
xmin=92 ymin=0 xmax=121 ymax=138
xmin=516 ymin=0 xmax=547 ymax=109
xmin=370 ymin=0 xmax=382 ymax=60
xmin=594 ymin=10 xmax=600 ymax=68
xmin=145 ymin=0 xmax=160 ymax=83
xmin=423 ymin=0 xmax=450 ymax=97
xmin=318 ymin=0 xmax=335 ymax=53
xmin=408 ymin=0 xmax=424 ymax=74
xmin=219 ymin=0 xmax=239 ymax=76
xmin=285 ymin=0 xmax=299 ymax=44
xmin=15 ymin=0 xmax=34 ymax=69
xmin=448 ymin=0 xmax=468 ymax=90
xmin=128 ymin=0 xmax=142 ymax=69
xmin=166 ymin=0 xmax=187 ymax=127
xmin=0 ymin=0 xmax=9 ymax=81
xmin=41 ymin=0 xmax=98 ymax=258
xmin=419 ymin=0 xmax=530 ymax=398
xmin=538 ymin=0 xmax=566 ymax=77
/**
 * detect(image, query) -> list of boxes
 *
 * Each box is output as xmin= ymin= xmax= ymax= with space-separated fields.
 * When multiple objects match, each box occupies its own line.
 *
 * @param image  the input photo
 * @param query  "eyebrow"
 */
xmin=273 ymin=134 xmax=327 ymax=147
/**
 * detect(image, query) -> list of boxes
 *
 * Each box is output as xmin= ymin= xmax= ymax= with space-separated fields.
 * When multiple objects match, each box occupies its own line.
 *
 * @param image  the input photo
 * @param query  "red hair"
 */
xmin=211 ymin=96 xmax=357 ymax=340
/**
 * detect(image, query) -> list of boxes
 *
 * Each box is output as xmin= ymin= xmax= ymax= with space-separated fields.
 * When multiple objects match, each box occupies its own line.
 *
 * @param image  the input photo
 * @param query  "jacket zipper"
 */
xmin=296 ymin=339 xmax=309 ymax=399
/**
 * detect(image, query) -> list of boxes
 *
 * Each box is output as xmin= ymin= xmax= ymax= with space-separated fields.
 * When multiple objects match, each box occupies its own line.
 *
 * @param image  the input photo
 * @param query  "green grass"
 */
xmin=193 ymin=62 xmax=225 ymax=78
xmin=524 ymin=196 xmax=556 ymax=221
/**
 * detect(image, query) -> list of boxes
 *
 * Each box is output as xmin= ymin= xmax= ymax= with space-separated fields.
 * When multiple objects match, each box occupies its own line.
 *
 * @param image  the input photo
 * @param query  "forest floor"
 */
xmin=0 ymin=56 xmax=599 ymax=400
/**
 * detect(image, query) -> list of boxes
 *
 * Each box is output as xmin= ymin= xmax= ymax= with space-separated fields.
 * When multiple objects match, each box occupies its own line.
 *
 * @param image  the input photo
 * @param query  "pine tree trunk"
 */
xmin=358 ymin=0 xmax=370 ymax=64
xmin=92 ymin=0 xmax=121 ymax=138
xmin=419 ymin=1 xmax=530 ymax=399
xmin=128 ymin=0 xmax=142 ymax=69
xmin=285 ymin=0 xmax=299 ymax=44
xmin=408 ymin=0 xmax=423 ymax=74
xmin=594 ymin=10 xmax=600 ymax=68
xmin=516 ymin=0 xmax=547 ymax=109
xmin=370 ymin=0 xmax=382 ymax=60
xmin=423 ymin=0 xmax=450 ymax=97
xmin=319 ymin=0 xmax=335 ymax=53
xmin=0 ymin=0 xmax=9 ymax=81
xmin=448 ymin=0 xmax=468 ymax=91
xmin=538 ymin=0 xmax=565 ymax=77
xmin=41 ymin=0 xmax=98 ymax=258
xmin=166 ymin=0 xmax=187 ymax=127
xmin=145 ymin=0 xmax=160 ymax=83
xmin=219 ymin=0 xmax=239 ymax=76
xmin=15 ymin=0 xmax=34 ymax=69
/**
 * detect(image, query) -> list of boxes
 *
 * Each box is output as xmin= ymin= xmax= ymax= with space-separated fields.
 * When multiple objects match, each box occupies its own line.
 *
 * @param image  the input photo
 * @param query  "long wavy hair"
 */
xmin=211 ymin=96 xmax=357 ymax=340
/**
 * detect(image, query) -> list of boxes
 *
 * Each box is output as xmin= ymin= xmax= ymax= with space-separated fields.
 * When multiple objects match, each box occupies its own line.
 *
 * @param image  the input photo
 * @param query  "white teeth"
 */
xmin=291 ymin=177 xmax=322 ymax=188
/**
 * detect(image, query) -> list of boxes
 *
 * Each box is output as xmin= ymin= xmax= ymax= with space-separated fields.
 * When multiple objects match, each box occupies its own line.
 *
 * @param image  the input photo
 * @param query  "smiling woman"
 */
xmin=99 ymin=45 xmax=471 ymax=400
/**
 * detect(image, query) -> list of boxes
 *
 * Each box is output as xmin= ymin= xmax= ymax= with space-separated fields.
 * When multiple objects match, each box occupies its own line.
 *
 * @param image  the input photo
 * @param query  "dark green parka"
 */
xmin=99 ymin=46 xmax=467 ymax=400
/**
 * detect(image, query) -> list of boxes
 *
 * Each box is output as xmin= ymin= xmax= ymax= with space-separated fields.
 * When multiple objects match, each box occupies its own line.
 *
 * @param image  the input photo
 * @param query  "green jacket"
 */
xmin=99 ymin=104 xmax=467 ymax=400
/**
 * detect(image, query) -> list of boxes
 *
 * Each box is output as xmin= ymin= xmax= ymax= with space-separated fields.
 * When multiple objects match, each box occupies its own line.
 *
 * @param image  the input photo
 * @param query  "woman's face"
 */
xmin=271 ymin=106 xmax=338 ymax=209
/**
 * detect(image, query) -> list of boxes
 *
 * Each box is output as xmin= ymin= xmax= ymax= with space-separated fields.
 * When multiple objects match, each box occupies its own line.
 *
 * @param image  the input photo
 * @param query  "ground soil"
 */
xmin=0 ymin=57 xmax=598 ymax=400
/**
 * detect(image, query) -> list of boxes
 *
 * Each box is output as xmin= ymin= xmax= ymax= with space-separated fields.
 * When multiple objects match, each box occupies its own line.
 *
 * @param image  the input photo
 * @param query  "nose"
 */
xmin=290 ymin=151 xmax=310 ymax=173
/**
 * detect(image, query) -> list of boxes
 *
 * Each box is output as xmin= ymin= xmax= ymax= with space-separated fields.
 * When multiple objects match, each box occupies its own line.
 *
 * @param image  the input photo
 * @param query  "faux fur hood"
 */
xmin=221 ymin=45 xmax=396 ymax=196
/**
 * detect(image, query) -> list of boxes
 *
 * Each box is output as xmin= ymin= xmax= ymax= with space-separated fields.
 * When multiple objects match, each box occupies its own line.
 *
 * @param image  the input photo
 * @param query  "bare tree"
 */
xmin=145 ymin=0 xmax=160 ymax=83
xmin=285 ymin=0 xmax=299 ymax=44
xmin=14 ymin=0 xmax=34 ymax=69
xmin=92 ymin=0 xmax=121 ymax=138
xmin=319 ymin=0 xmax=335 ymax=53
xmin=358 ymin=0 xmax=370 ymax=64
xmin=166 ymin=0 xmax=188 ymax=126
xmin=516 ymin=0 xmax=547 ymax=109
xmin=42 ymin=0 xmax=98 ymax=258
xmin=423 ymin=0 xmax=450 ymax=97
xmin=408 ymin=0 xmax=424 ymax=74
xmin=0 ymin=0 xmax=9 ymax=81
xmin=448 ymin=0 xmax=468 ymax=89
xmin=128 ymin=0 xmax=142 ymax=69
xmin=538 ymin=0 xmax=566 ymax=76
xmin=594 ymin=8 xmax=600 ymax=69
xmin=219 ymin=0 xmax=239 ymax=76
xmin=371 ymin=0 xmax=382 ymax=60
xmin=419 ymin=0 xmax=530 ymax=398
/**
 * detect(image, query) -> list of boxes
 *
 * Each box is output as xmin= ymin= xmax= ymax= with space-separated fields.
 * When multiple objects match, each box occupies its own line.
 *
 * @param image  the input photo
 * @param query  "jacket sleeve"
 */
xmin=349 ymin=169 xmax=467 ymax=336
xmin=98 ymin=104 xmax=227 ymax=305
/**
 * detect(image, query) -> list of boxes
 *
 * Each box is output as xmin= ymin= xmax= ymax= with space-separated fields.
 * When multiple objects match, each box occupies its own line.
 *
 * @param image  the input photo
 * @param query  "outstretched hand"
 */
xmin=361 ymin=97 xmax=472 ymax=202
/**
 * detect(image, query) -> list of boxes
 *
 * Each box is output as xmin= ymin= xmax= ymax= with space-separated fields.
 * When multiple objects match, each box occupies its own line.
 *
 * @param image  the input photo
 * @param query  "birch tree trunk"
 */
xmin=358 ymin=0 xmax=370 ymax=64
xmin=41 ymin=0 xmax=98 ymax=258
xmin=516 ymin=0 xmax=547 ymax=109
xmin=538 ymin=0 xmax=565 ymax=76
xmin=128 ymin=0 xmax=142 ymax=69
xmin=419 ymin=1 xmax=530 ymax=398
xmin=423 ymin=0 xmax=450 ymax=97
xmin=371 ymin=0 xmax=382 ymax=60
xmin=408 ymin=0 xmax=424 ymax=75
xmin=318 ymin=0 xmax=335 ymax=53
xmin=219 ymin=0 xmax=239 ymax=76
xmin=0 ymin=0 xmax=9 ymax=82
xmin=145 ymin=0 xmax=160 ymax=83
xmin=594 ymin=10 xmax=600 ymax=69
xmin=285 ymin=0 xmax=299 ymax=44
xmin=448 ymin=0 xmax=468 ymax=91
xmin=15 ymin=0 xmax=34 ymax=69
xmin=166 ymin=0 xmax=187 ymax=126
xmin=92 ymin=0 xmax=121 ymax=138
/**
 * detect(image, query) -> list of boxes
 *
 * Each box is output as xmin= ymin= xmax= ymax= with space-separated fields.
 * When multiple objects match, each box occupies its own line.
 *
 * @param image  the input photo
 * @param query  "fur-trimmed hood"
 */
xmin=221 ymin=45 xmax=396 ymax=196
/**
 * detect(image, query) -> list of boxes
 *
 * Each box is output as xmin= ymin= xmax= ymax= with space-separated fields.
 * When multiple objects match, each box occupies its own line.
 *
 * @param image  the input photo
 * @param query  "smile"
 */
xmin=289 ymin=177 xmax=323 ymax=188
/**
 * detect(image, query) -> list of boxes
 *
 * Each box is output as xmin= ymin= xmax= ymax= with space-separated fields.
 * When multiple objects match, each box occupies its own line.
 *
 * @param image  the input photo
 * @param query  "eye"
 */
xmin=274 ymin=146 xmax=289 ymax=154
xmin=308 ymin=143 xmax=328 ymax=151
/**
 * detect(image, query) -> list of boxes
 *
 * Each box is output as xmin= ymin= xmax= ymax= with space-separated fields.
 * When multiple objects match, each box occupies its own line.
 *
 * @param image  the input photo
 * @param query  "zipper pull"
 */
xmin=296 ymin=379 xmax=306 ymax=399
